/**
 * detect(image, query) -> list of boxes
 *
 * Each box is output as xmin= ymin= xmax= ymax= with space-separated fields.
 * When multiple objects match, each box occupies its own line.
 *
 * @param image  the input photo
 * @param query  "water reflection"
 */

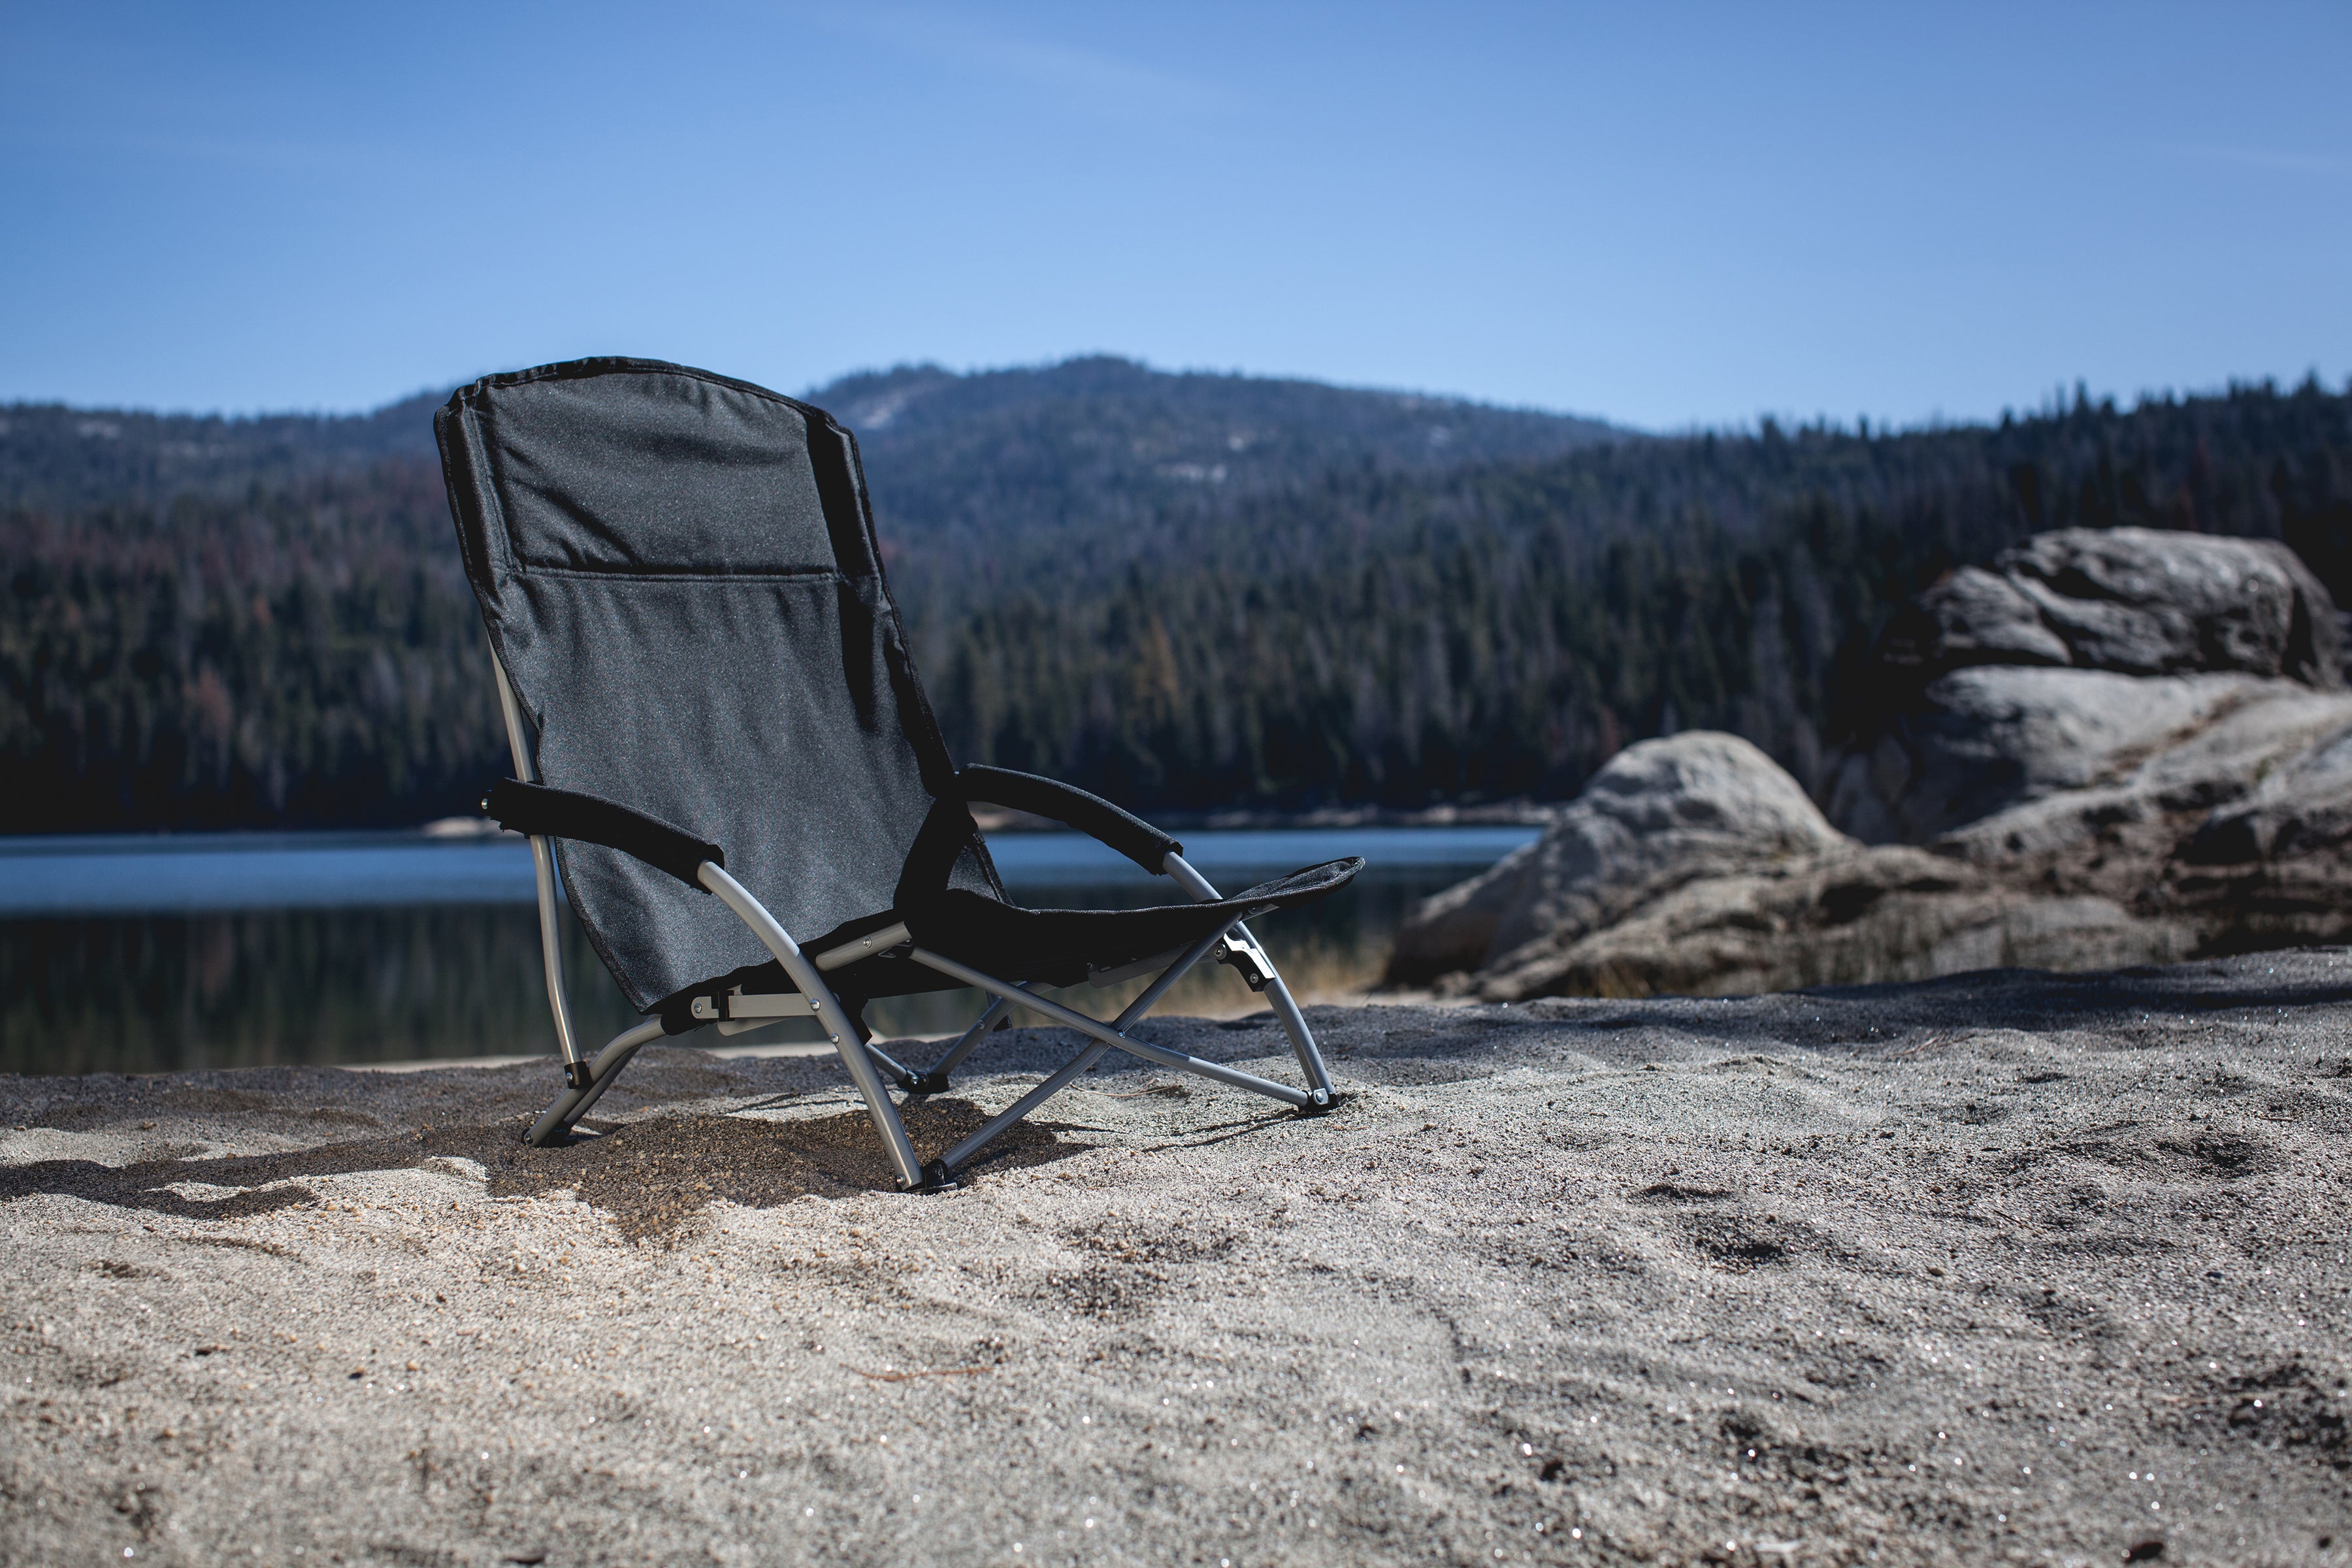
xmin=1 ymin=830 xmax=1527 ymax=1076
xmin=7 ymin=905 xmax=596 ymax=1077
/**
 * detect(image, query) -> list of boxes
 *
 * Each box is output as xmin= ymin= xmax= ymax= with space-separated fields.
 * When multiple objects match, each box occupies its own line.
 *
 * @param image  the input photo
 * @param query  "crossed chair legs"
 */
xmin=524 ymin=854 xmax=1338 ymax=1190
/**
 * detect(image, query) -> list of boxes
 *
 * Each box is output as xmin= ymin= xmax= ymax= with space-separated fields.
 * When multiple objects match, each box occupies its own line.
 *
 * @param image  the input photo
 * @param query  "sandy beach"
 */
xmin=4 ymin=951 xmax=2347 ymax=1567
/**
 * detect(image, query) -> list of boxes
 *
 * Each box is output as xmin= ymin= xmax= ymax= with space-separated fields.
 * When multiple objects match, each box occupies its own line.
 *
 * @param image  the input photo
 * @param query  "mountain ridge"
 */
xmin=0 ymin=355 xmax=1625 ymax=523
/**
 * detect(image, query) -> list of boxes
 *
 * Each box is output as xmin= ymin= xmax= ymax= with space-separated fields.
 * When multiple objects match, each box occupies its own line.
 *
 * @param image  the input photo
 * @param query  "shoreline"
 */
xmin=0 ymin=805 xmax=1560 ymax=851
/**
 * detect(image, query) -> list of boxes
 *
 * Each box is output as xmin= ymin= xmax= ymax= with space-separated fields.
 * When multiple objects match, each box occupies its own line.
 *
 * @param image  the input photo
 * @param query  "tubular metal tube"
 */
xmin=1092 ymin=1022 xmax=1309 ymax=1106
xmin=814 ymin=923 xmax=910 ymax=972
xmin=1162 ymin=851 xmax=1335 ymax=1104
xmin=863 ymin=1040 xmax=919 ymax=1087
xmin=1160 ymin=851 xmax=1219 ymax=903
xmin=528 ymin=1017 xmax=665 ymax=1145
xmin=924 ymin=992 xmax=1017 ymax=1083
xmin=1260 ymin=972 xmax=1333 ymax=1100
xmin=492 ymin=648 xmax=585 ymax=1071
xmin=527 ymin=1089 xmax=585 ymax=1149
xmin=698 ymin=863 xmax=925 ymax=1190
xmin=908 ymin=946 xmax=1309 ymax=1109
xmin=491 ymin=650 xmax=538 ymax=783
xmin=1113 ymin=924 xmax=1229 ymax=1024
xmin=937 ymin=1039 xmax=1111 ymax=1173
xmin=527 ymin=834 xmax=582 ymax=1069
xmin=564 ymin=1017 xmax=666 ymax=1124
xmin=937 ymin=926 xmax=1230 ymax=1172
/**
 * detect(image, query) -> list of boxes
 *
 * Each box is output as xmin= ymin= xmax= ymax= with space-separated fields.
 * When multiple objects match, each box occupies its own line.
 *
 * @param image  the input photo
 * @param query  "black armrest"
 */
xmin=956 ymin=764 xmax=1181 ymax=874
xmin=480 ymin=779 xmax=724 ymax=890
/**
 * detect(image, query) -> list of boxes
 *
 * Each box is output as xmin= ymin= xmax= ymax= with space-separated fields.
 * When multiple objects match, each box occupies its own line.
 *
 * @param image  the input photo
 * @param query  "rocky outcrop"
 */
xmin=1826 ymin=667 xmax=2298 ymax=845
xmin=1389 ymin=527 xmax=2352 ymax=1002
xmin=1832 ymin=528 xmax=2346 ymax=845
xmin=1468 ymin=847 xmax=2188 ymax=1002
xmin=1385 ymin=730 xmax=2192 ymax=1002
xmin=1384 ymin=734 xmax=1845 ymax=983
xmin=1872 ymin=527 xmax=2341 ymax=687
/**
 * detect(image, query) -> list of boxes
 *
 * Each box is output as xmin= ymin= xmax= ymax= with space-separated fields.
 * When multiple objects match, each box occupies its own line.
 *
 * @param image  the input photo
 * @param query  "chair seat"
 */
xmin=665 ymin=857 xmax=1363 ymax=1015
xmin=909 ymin=857 xmax=1364 ymax=986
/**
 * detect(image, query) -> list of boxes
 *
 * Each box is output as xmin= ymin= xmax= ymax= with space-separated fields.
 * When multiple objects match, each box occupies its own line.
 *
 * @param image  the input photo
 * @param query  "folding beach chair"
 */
xmin=435 ymin=357 xmax=1360 ymax=1190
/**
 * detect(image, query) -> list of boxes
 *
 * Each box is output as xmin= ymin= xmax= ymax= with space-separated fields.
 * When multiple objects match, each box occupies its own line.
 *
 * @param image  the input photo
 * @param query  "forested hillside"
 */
xmin=921 ymin=381 xmax=2352 ymax=810
xmin=5 ymin=368 xmax=2348 ymax=832
xmin=0 ymin=393 xmax=446 ymax=514
xmin=825 ymin=357 xmax=1618 ymax=608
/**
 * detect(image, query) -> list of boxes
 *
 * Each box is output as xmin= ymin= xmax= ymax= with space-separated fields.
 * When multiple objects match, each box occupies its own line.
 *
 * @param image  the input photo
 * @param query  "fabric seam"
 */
xmin=505 ymin=566 xmax=846 ymax=585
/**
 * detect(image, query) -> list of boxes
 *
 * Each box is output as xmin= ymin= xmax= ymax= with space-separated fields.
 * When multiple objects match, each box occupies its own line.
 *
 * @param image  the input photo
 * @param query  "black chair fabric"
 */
xmin=910 ymin=858 xmax=1362 ymax=986
xmin=438 ymin=359 xmax=1002 ymax=1011
xmin=672 ymin=857 xmax=1362 ymax=1022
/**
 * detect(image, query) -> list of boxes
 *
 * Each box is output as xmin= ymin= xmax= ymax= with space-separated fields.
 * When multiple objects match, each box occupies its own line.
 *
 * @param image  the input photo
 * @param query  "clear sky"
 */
xmin=3 ymin=1 xmax=2346 ymax=429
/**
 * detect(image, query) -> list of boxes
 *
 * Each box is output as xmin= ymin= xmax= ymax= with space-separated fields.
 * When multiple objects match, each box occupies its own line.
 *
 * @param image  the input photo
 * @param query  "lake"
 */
xmin=0 ymin=826 xmax=1536 ymax=1076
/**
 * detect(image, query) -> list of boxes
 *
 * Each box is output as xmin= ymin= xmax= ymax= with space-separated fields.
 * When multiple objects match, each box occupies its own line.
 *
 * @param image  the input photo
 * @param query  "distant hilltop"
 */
xmin=804 ymin=356 xmax=1622 ymax=543
xmin=0 ymin=355 xmax=1624 ymax=525
xmin=0 ymin=390 xmax=446 ymax=513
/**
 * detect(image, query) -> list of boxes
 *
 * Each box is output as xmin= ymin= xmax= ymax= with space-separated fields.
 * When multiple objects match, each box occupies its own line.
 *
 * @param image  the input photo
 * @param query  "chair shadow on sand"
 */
xmin=0 ymin=1093 xmax=1250 ymax=1245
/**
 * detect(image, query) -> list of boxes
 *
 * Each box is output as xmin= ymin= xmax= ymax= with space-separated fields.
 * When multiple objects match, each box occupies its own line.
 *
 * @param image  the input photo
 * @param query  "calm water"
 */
xmin=0 ymin=827 xmax=1534 ymax=1076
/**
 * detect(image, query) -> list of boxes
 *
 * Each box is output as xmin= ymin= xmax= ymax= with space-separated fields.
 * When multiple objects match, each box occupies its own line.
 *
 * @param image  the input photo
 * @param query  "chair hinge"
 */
xmin=692 ymin=988 xmax=817 ymax=1026
xmin=1217 ymin=933 xmax=1277 ymax=992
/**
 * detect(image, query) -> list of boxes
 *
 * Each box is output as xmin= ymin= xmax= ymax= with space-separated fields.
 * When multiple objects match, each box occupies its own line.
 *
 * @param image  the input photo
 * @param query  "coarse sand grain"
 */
xmin=4 ymin=950 xmax=2349 ymax=1566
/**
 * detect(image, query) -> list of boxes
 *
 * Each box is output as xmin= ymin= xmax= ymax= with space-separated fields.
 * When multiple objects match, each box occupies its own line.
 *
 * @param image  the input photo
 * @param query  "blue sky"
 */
xmin=3 ymin=1 xmax=2346 ymax=428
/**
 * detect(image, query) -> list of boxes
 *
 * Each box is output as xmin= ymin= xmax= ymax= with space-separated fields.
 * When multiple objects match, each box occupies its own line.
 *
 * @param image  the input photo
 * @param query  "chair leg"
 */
xmin=1162 ymin=853 xmax=1337 ymax=1109
xmin=911 ymin=990 xmax=1022 ymax=1094
xmin=696 ymin=864 xmax=929 ymax=1190
xmin=1241 ymin=934 xmax=1335 ymax=1108
xmin=926 ymin=934 xmax=1218 ymax=1176
xmin=860 ymin=1038 xmax=923 ymax=1091
xmin=527 ymin=1019 xmax=665 ymax=1145
xmin=912 ymin=928 xmax=1315 ymax=1179
xmin=935 ymin=1036 xmax=1113 ymax=1173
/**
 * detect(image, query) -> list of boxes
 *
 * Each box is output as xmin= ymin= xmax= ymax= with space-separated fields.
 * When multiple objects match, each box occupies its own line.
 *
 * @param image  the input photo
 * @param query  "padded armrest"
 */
xmin=956 ymin=765 xmax=1182 ymax=874
xmin=480 ymin=779 xmax=725 ymax=889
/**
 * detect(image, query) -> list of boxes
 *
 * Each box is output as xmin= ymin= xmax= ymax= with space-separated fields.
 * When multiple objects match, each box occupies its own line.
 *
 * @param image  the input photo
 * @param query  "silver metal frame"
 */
xmin=493 ymin=657 xmax=584 ymax=1078
xmin=491 ymin=645 xmax=1338 ymax=1189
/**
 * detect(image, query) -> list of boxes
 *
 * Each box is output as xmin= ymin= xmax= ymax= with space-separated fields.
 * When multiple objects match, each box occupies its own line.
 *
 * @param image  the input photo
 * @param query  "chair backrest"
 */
xmin=436 ymin=358 xmax=994 ymax=1012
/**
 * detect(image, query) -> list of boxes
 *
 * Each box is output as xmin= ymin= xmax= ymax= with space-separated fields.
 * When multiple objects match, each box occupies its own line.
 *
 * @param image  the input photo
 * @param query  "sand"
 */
xmin=3 ymin=951 xmax=2348 ymax=1567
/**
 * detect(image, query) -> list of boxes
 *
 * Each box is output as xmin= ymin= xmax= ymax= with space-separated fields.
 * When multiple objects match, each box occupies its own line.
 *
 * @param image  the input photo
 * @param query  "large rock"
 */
xmin=1831 ymin=529 xmax=2348 ymax=849
xmin=1390 ymin=527 xmax=2352 ymax=1003
xmin=1387 ymin=728 xmax=2194 ymax=1002
xmin=2150 ymin=715 xmax=2352 ymax=951
xmin=1877 ymin=526 xmax=2342 ymax=687
xmin=1467 ymin=845 xmax=2189 ymax=1002
xmin=1383 ymin=732 xmax=1847 ymax=986
xmin=1936 ymin=679 xmax=2352 ymax=870
xmin=1824 ymin=667 xmax=2289 ymax=845
xmin=2188 ymin=723 xmax=2352 ymax=865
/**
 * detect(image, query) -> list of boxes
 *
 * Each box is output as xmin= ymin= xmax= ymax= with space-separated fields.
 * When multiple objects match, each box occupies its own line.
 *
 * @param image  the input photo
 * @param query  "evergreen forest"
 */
xmin=6 ymin=359 xmax=2350 ymax=834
